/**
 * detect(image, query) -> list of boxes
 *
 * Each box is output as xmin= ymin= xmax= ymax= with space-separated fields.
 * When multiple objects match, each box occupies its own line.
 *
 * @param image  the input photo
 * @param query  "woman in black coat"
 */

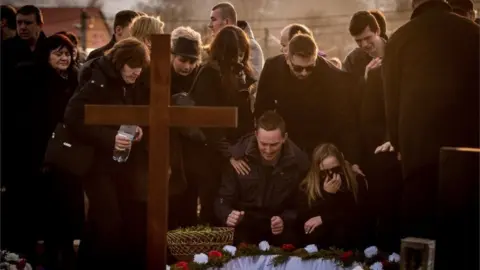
xmin=183 ymin=25 xmax=256 ymax=226
xmin=64 ymin=38 xmax=150 ymax=269
xmin=298 ymin=143 xmax=369 ymax=250
xmin=9 ymin=33 xmax=80 ymax=268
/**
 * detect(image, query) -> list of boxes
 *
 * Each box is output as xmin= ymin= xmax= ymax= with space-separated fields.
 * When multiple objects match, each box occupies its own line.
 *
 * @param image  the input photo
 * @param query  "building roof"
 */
xmin=35 ymin=7 xmax=111 ymax=49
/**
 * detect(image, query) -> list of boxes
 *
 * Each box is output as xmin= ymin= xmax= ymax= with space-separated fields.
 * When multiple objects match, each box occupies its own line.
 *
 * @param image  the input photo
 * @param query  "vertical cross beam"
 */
xmin=147 ymin=34 xmax=171 ymax=270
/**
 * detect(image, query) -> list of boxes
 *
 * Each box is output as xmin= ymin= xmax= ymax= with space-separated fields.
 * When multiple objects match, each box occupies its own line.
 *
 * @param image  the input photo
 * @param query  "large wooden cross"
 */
xmin=84 ymin=34 xmax=238 ymax=269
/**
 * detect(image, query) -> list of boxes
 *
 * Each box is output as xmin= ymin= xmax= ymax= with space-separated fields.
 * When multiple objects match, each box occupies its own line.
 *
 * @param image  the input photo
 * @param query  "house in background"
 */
xmin=36 ymin=7 xmax=111 ymax=53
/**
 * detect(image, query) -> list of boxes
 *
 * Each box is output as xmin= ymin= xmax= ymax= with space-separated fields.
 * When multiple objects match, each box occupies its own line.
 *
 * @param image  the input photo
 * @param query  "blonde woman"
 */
xmin=130 ymin=15 xmax=165 ymax=49
xmin=298 ymin=143 xmax=368 ymax=249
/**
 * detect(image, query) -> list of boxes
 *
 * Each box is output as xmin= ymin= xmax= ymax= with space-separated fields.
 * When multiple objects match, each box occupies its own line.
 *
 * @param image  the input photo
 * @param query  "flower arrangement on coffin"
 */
xmin=0 ymin=250 xmax=32 ymax=270
xmin=167 ymin=241 xmax=401 ymax=270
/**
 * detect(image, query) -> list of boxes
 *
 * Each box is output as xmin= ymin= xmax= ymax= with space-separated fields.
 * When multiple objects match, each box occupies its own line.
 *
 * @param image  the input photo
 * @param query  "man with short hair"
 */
xmin=1 ymin=4 xmax=48 ymax=261
xmin=215 ymin=111 xmax=309 ymax=245
xmin=383 ymin=0 xmax=479 ymax=241
xmin=347 ymin=11 xmax=402 ymax=251
xmin=1 ymin=5 xmax=16 ymax=40
xmin=86 ymin=10 xmax=140 ymax=61
xmin=208 ymin=2 xmax=237 ymax=36
xmin=344 ymin=11 xmax=387 ymax=81
xmin=254 ymin=34 xmax=362 ymax=172
xmin=2 ymin=5 xmax=46 ymax=68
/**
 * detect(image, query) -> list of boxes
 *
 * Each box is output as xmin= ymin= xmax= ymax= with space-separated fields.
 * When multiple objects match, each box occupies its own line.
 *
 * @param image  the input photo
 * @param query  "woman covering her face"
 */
xmin=298 ymin=143 xmax=369 ymax=250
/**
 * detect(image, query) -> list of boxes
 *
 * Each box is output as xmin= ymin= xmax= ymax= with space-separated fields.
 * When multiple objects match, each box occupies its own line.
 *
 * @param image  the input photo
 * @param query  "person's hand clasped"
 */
xmin=374 ymin=141 xmax=394 ymax=154
xmin=304 ymin=216 xmax=322 ymax=234
xmin=226 ymin=210 xmax=244 ymax=227
xmin=115 ymin=133 xmax=132 ymax=150
xmin=323 ymin=173 xmax=342 ymax=194
xmin=230 ymin=158 xmax=251 ymax=176
xmin=271 ymin=216 xmax=284 ymax=235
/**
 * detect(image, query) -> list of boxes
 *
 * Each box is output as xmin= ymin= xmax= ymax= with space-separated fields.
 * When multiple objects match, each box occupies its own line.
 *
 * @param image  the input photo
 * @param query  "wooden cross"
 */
xmin=84 ymin=34 xmax=238 ymax=269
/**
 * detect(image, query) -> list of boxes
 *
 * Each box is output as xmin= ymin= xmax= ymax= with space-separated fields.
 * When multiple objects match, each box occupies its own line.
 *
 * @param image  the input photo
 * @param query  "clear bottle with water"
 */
xmin=113 ymin=125 xmax=137 ymax=163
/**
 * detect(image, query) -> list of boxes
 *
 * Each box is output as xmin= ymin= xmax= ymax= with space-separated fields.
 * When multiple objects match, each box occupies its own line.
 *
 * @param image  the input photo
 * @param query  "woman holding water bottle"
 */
xmin=64 ymin=38 xmax=150 ymax=269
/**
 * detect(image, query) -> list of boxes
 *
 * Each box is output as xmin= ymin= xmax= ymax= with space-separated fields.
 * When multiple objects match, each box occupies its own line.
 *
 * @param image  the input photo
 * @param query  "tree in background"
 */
xmin=134 ymin=0 xmax=193 ymax=31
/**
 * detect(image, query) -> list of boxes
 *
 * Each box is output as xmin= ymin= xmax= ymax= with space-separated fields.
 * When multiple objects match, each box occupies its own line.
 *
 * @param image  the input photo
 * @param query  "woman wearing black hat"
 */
xmin=170 ymin=26 xmax=203 ymax=95
xmin=167 ymin=26 xmax=204 ymax=229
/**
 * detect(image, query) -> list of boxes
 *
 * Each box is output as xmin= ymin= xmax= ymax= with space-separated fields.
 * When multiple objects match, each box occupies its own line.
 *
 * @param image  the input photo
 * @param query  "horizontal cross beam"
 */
xmin=85 ymin=105 xmax=238 ymax=127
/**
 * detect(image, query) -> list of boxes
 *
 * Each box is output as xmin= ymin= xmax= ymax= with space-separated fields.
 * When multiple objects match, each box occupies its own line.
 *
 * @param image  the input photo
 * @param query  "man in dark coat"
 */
xmin=254 ymin=33 xmax=362 ymax=170
xmin=86 ymin=10 xmax=139 ymax=61
xmin=382 ymin=0 xmax=479 ymax=239
xmin=215 ymin=111 xmax=309 ymax=246
xmin=0 ymin=5 xmax=47 ymax=262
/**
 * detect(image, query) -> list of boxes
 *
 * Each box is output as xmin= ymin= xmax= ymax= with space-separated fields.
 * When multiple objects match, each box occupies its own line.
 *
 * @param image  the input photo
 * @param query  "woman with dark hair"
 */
xmin=182 ymin=25 xmax=256 ymax=226
xmin=56 ymin=31 xmax=87 ymax=66
xmin=64 ymin=37 xmax=150 ymax=269
xmin=14 ymin=33 xmax=78 ymax=177
xmin=11 ymin=33 xmax=80 ymax=268
xmin=298 ymin=143 xmax=369 ymax=250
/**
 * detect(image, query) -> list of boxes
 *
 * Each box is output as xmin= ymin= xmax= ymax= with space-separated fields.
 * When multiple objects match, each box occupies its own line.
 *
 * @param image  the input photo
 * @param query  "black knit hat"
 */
xmin=171 ymin=37 xmax=201 ymax=60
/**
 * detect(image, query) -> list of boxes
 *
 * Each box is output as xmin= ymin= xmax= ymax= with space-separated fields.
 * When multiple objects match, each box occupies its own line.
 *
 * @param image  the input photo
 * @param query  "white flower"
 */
xmin=223 ymin=245 xmax=237 ymax=256
xmin=258 ymin=241 xmax=270 ymax=251
xmin=388 ymin=252 xmax=400 ymax=263
xmin=353 ymin=266 xmax=365 ymax=270
xmin=166 ymin=266 xmax=170 ymax=270
xmin=370 ymin=262 xmax=383 ymax=270
xmin=364 ymin=246 xmax=379 ymax=258
xmin=5 ymin=253 xmax=19 ymax=261
xmin=304 ymin=244 xmax=318 ymax=254
xmin=193 ymin=253 xmax=209 ymax=264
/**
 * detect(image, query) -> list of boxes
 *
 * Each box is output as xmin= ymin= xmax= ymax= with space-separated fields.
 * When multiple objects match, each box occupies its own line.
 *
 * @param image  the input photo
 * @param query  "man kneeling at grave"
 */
xmin=215 ymin=111 xmax=309 ymax=245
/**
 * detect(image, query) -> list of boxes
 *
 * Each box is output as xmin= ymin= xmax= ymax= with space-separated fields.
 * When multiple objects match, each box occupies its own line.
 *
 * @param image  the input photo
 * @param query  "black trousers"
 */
xmin=41 ymin=167 xmax=85 ymax=270
xmin=363 ymin=152 xmax=403 ymax=251
xmin=400 ymin=164 xmax=438 ymax=240
xmin=77 ymin=168 xmax=146 ymax=270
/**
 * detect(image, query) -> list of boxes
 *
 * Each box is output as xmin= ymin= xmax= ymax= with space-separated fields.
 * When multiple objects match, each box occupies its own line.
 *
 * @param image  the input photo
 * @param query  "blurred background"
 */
xmin=5 ymin=0 xmax=480 ymax=59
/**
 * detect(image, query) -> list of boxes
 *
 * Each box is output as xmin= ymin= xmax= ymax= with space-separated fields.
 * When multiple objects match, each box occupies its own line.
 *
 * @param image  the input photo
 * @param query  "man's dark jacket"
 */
xmin=254 ymin=55 xmax=361 ymax=163
xmin=86 ymin=35 xmax=116 ymax=61
xmin=382 ymin=1 xmax=479 ymax=176
xmin=215 ymin=134 xmax=310 ymax=226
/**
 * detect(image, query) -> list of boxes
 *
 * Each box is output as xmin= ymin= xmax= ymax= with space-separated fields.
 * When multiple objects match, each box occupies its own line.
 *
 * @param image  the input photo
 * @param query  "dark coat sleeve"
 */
xmin=382 ymin=38 xmax=400 ymax=150
xmin=190 ymin=66 xmax=232 ymax=158
xmin=253 ymin=58 xmax=277 ymax=119
xmin=215 ymin=165 xmax=238 ymax=225
xmin=86 ymin=47 xmax=104 ymax=62
xmin=342 ymin=50 xmax=355 ymax=74
xmin=63 ymin=80 xmax=118 ymax=153
xmin=328 ymin=68 xmax=362 ymax=165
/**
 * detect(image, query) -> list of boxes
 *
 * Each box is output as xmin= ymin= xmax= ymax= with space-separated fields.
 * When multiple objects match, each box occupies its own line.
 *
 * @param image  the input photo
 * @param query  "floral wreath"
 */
xmin=0 ymin=250 xmax=31 ymax=270
xmin=167 ymin=241 xmax=400 ymax=270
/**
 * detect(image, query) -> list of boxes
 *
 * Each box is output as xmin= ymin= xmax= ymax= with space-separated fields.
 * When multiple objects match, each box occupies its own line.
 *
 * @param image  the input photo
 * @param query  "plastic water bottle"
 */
xmin=113 ymin=125 xmax=137 ymax=163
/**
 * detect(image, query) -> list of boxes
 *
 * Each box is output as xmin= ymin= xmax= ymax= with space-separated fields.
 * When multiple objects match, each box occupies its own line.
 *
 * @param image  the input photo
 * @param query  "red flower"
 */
xmin=239 ymin=242 xmax=248 ymax=248
xmin=281 ymin=244 xmax=295 ymax=251
xmin=340 ymin=250 xmax=353 ymax=261
xmin=175 ymin=261 xmax=189 ymax=270
xmin=17 ymin=259 xmax=26 ymax=270
xmin=208 ymin=250 xmax=223 ymax=258
xmin=382 ymin=260 xmax=389 ymax=266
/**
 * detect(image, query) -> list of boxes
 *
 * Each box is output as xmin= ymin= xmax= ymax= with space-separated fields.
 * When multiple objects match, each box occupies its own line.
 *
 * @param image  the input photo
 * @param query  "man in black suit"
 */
xmin=86 ymin=10 xmax=140 ymax=61
xmin=382 ymin=0 xmax=479 ymax=239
